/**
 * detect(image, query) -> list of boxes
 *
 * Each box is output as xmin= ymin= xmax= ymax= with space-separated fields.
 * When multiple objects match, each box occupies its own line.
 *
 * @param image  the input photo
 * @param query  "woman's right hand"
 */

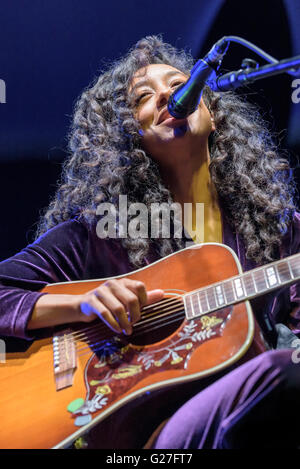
xmin=76 ymin=278 xmax=164 ymax=335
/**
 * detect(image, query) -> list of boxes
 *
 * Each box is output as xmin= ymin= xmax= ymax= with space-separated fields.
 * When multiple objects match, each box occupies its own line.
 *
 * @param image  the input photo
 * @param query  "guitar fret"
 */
xmin=190 ymin=295 xmax=195 ymax=318
xmin=221 ymin=284 xmax=227 ymax=305
xmin=233 ymin=277 xmax=245 ymax=299
xmin=240 ymin=275 xmax=247 ymax=297
xmin=213 ymin=287 xmax=218 ymax=307
xmin=277 ymin=261 xmax=292 ymax=283
xmin=215 ymin=284 xmax=226 ymax=306
xmin=191 ymin=294 xmax=201 ymax=316
xmin=183 ymin=253 xmax=300 ymax=322
xmin=223 ymin=280 xmax=236 ymax=303
xmin=252 ymin=269 xmax=267 ymax=293
xmin=243 ymin=272 xmax=256 ymax=296
xmin=251 ymin=272 xmax=258 ymax=293
xmin=274 ymin=264 xmax=282 ymax=285
xmin=184 ymin=295 xmax=193 ymax=320
xmin=196 ymin=290 xmax=206 ymax=313
xmin=262 ymin=268 xmax=269 ymax=291
xmin=196 ymin=292 xmax=202 ymax=314
xmin=265 ymin=265 xmax=279 ymax=287
xmin=206 ymin=287 xmax=217 ymax=310
xmin=204 ymin=290 xmax=210 ymax=311
xmin=290 ymin=257 xmax=300 ymax=277
xmin=287 ymin=259 xmax=294 ymax=279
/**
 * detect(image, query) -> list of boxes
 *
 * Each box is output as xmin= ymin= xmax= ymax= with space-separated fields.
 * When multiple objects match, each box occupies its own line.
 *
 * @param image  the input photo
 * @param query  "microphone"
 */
xmin=167 ymin=38 xmax=229 ymax=119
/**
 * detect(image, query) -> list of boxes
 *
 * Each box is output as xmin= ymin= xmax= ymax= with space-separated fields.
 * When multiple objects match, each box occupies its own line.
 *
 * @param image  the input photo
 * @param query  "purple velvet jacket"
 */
xmin=0 ymin=213 xmax=299 ymax=341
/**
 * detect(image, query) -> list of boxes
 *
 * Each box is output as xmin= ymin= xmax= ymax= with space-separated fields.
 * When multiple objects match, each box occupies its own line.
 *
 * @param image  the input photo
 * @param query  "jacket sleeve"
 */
xmin=0 ymin=219 xmax=89 ymax=339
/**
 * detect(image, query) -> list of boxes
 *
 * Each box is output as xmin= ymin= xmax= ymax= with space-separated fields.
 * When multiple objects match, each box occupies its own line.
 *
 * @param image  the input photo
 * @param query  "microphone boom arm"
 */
xmin=167 ymin=36 xmax=300 ymax=119
xmin=208 ymin=54 xmax=300 ymax=92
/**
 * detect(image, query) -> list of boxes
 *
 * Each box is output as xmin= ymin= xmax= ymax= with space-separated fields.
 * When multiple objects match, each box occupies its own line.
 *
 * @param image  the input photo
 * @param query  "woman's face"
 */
xmin=130 ymin=63 xmax=214 ymax=164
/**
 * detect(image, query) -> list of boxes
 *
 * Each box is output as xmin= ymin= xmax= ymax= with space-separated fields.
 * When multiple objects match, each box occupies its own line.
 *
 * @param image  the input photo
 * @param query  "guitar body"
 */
xmin=0 ymin=243 xmax=266 ymax=449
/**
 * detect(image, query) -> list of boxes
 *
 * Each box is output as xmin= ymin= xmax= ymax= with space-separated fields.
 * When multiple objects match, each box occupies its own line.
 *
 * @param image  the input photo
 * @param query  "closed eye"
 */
xmin=171 ymin=81 xmax=185 ymax=88
xmin=134 ymin=81 xmax=184 ymax=106
xmin=135 ymin=91 xmax=152 ymax=105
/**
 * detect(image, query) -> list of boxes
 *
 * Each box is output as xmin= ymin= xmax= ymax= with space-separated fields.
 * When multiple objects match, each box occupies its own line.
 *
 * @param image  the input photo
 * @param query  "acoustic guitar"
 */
xmin=0 ymin=243 xmax=299 ymax=449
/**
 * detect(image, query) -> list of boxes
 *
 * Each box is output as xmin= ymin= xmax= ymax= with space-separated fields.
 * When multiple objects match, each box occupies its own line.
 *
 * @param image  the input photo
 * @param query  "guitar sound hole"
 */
xmin=129 ymin=301 xmax=185 ymax=346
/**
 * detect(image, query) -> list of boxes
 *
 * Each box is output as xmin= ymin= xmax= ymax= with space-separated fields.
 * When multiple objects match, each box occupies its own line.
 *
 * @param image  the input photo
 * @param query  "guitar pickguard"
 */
xmin=67 ymin=307 xmax=232 ymax=426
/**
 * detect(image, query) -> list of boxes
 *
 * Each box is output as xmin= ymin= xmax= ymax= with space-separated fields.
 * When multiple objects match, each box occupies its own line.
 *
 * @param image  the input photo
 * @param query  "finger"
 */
xmin=80 ymin=293 xmax=122 ymax=334
xmin=122 ymin=279 xmax=148 ymax=308
xmin=118 ymin=280 xmax=164 ymax=313
xmin=145 ymin=289 xmax=165 ymax=305
xmin=105 ymin=282 xmax=141 ymax=325
xmin=103 ymin=279 xmax=142 ymax=326
xmin=121 ymin=279 xmax=164 ymax=307
xmin=95 ymin=286 xmax=133 ymax=335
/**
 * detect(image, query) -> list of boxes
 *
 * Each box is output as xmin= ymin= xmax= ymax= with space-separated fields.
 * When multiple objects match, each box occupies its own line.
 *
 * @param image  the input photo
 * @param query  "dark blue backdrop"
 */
xmin=1 ymin=0 xmax=300 ymax=259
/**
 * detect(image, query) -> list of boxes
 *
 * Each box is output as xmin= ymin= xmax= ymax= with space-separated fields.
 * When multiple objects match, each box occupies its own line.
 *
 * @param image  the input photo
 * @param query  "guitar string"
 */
xmin=77 ymin=295 xmax=232 ymax=356
xmin=77 ymin=260 xmax=296 ymax=353
xmin=55 ymin=305 xmax=187 ymax=365
xmin=67 ymin=296 xmax=182 ymax=341
xmin=59 ymin=265 xmax=287 ymax=358
xmin=58 ymin=261 xmax=295 ymax=343
xmin=75 ymin=299 xmax=184 ymax=347
xmin=68 ymin=266 xmax=262 ymax=345
xmin=76 ymin=304 xmax=186 ymax=354
xmin=78 ymin=314 xmax=187 ymax=358
xmin=60 ymin=297 xmax=183 ymax=352
xmin=54 ymin=261 xmax=298 ymax=364
xmin=54 ymin=300 xmax=186 ymax=365
xmin=77 ymin=307 xmax=187 ymax=358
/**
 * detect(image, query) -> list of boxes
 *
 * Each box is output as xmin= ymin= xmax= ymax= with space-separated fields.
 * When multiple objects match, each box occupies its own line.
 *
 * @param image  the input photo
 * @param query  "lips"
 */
xmin=156 ymin=108 xmax=173 ymax=125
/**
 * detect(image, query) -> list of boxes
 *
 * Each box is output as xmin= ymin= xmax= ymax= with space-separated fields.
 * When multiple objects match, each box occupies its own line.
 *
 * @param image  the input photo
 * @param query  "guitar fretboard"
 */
xmin=183 ymin=253 xmax=300 ymax=320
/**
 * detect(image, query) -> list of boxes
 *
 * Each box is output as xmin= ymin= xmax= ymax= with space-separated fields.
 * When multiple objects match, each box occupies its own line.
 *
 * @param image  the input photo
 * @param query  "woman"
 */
xmin=0 ymin=36 xmax=299 ymax=448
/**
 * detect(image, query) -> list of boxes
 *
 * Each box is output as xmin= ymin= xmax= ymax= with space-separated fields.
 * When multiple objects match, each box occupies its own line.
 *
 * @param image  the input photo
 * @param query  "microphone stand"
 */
xmin=208 ymin=51 xmax=300 ymax=349
xmin=208 ymin=55 xmax=300 ymax=91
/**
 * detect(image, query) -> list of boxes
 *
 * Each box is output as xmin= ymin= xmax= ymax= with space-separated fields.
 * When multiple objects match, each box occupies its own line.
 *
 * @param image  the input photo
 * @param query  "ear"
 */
xmin=210 ymin=115 xmax=216 ymax=132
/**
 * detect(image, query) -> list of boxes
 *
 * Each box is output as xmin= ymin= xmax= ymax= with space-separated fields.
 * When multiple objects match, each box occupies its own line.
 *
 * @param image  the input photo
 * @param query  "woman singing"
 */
xmin=0 ymin=36 xmax=299 ymax=448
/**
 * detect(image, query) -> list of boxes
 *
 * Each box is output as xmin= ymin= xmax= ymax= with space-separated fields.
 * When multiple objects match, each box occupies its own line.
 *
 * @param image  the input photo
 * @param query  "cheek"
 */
xmin=140 ymin=118 xmax=153 ymax=132
xmin=135 ymin=104 xmax=154 ymax=132
xmin=139 ymin=128 xmax=166 ymax=159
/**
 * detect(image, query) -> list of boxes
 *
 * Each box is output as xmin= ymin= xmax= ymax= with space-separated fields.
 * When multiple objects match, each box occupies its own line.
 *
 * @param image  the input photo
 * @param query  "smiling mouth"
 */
xmin=158 ymin=116 xmax=187 ymax=127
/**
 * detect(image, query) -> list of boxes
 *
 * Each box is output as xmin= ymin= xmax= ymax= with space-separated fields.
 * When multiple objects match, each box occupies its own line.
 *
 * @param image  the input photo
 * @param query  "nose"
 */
xmin=156 ymin=85 xmax=172 ymax=109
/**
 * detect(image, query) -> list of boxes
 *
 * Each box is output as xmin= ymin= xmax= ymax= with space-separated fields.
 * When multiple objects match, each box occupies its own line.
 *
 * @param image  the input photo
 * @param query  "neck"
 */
xmin=159 ymin=143 xmax=213 ymax=206
xmin=158 ymin=143 xmax=222 ymax=244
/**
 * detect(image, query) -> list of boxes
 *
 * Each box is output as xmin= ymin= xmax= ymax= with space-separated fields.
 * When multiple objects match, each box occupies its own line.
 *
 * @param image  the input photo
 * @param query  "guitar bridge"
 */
xmin=52 ymin=329 xmax=77 ymax=391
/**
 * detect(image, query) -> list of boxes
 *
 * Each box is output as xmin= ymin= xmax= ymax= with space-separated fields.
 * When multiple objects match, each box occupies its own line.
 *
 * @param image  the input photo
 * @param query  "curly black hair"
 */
xmin=35 ymin=35 xmax=296 ymax=267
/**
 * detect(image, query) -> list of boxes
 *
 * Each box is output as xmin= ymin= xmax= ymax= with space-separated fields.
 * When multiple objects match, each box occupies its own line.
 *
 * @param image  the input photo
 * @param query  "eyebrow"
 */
xmin=130 ymin=69 xmax=186 ymax=95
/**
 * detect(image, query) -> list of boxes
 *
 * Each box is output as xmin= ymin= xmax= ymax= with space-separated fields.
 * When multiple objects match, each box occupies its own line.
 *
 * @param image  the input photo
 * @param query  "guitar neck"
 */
xmin=184 ymin=252 xmax=300 ymax=320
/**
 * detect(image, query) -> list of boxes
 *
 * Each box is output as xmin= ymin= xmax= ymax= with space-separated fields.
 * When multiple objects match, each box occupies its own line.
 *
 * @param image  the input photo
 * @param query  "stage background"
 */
xmin=0 ymin=0 xmax=299 ymax=260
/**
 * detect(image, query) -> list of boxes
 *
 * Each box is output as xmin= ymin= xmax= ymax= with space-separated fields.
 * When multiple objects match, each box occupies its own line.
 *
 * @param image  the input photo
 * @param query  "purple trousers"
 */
xmin=153 ymin=349 xmax=300 ymax=449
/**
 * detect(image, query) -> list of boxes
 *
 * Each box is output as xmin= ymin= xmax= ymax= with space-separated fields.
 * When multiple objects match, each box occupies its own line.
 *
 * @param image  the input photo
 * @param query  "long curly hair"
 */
xmin=35 ymin=35 xmax=296 ymax=267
